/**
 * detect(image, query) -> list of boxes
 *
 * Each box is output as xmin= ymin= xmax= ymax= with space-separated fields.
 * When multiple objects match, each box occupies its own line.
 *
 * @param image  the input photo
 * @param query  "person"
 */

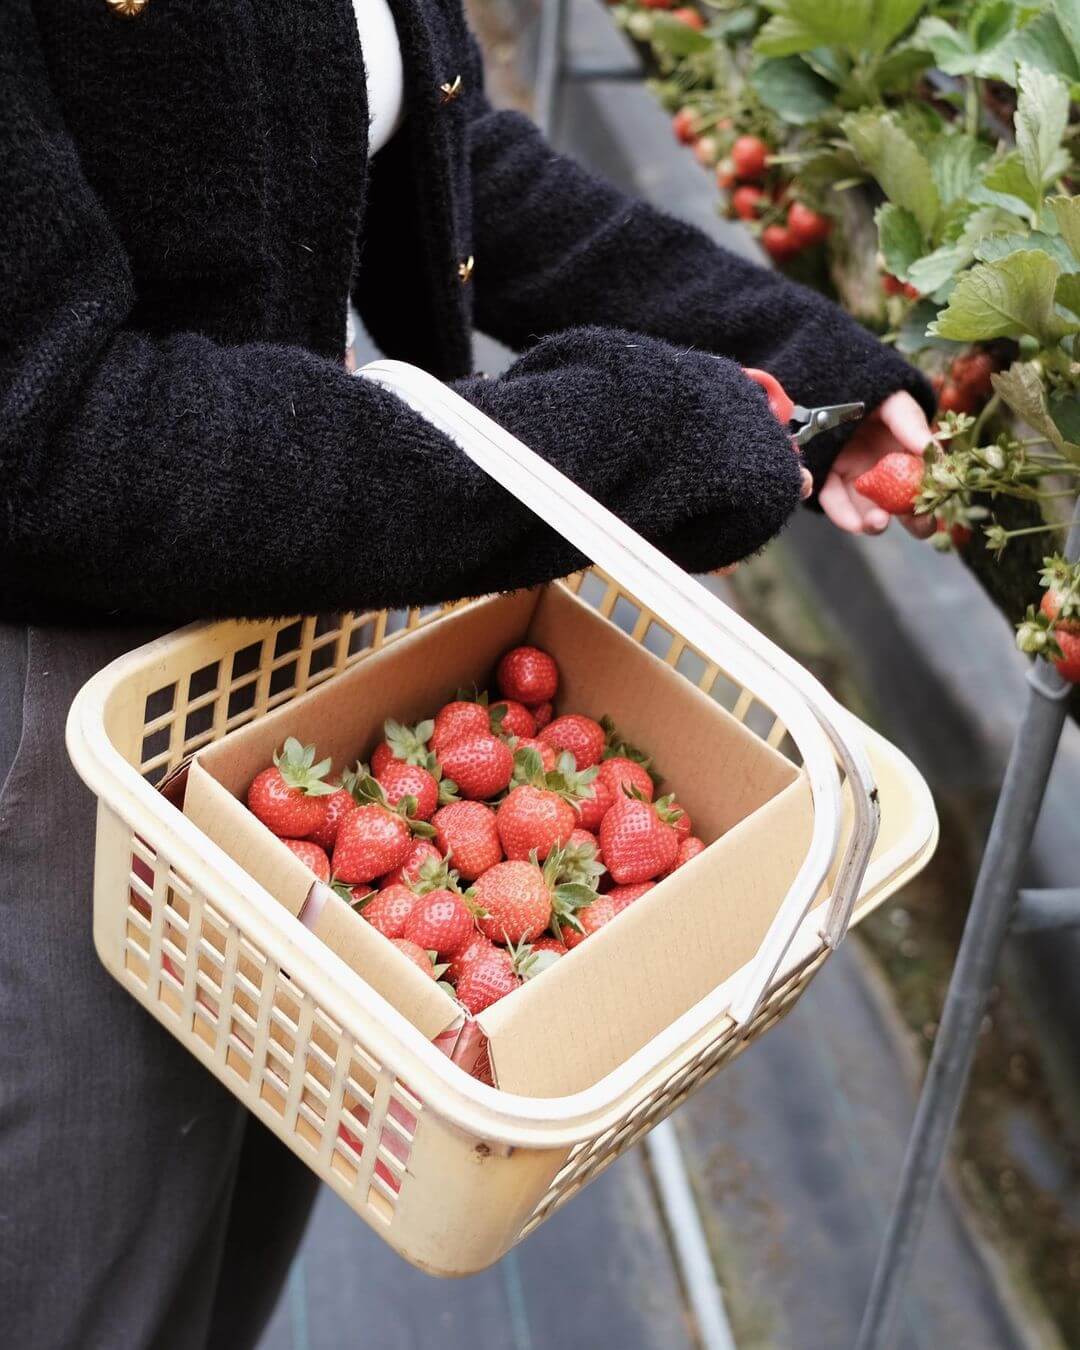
xmin=0 ymin=1 xmax=934 ymax=1345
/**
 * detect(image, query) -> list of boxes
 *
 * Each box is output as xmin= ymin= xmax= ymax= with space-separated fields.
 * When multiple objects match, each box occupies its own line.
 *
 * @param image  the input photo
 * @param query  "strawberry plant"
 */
xmin=608 ymin=0 xmax=1079 ymax=691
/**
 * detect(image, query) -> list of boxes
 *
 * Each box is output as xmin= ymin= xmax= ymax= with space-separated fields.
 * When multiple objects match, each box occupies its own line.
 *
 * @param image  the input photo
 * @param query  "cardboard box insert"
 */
xmin=184 ymin=583 xmax=815 ymax=1098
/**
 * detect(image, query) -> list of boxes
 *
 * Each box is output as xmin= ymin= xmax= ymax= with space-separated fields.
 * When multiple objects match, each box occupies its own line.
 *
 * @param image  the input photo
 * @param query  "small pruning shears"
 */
xmin=743 ymin=368 xmax=865 ymax=447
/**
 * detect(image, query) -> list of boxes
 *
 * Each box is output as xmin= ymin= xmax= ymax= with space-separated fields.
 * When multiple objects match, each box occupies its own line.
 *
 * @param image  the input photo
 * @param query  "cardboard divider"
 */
xmin=180 ymin=582 xmax=816 ymax=1098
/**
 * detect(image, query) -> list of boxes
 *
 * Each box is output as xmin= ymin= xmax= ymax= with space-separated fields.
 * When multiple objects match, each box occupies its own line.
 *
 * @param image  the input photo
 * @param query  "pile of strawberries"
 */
xmin=246 ymin=646 xmax=706 ymax=1019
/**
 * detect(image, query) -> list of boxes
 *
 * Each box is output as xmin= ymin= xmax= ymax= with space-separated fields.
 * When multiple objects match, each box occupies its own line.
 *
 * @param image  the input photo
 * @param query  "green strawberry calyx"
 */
xmin=273 ymin=737 xmax=337 ymax=797
xmin=541 ymin=847 xmax=598 ymax=938
xmin=652 ymin=793 xmax=686 ymax=828
xmin=599 ymin=716 xmax=661 ymax=789
xmin=548 ymin=835 xmax=605 ymax=888
xmin=342 ymin=767 xmax=437 ymax=838
xmin=383 ymin=718 xmax=434 ymax=766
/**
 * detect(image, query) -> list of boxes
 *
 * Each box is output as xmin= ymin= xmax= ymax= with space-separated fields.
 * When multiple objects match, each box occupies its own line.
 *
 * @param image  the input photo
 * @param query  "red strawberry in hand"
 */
xmin=403 ymin=889 xmax=477 ymax=957
xmin=432 ymin=801 xmax=502 ymax=880
xmin=281 ymin=838 xmax=331 ymax=883
xmin=357 ymin=882 xmax=416 ymax=938
xmin=600 ymin=794 xmax=680 ymax=884
xmin=247 ymin=738 xmax=336 ymax=837
xmin=438 ymin=732 xmax=514 ymax=800
xmin=489 ymin=700 xmax=535 ymax=739
xmin=539 ymin=714 xmax=606 ymax=770
xmin=496 ymin=646 xmax=559 ymax=706
xmin=853 ymin=452 xmax=924 ymax=515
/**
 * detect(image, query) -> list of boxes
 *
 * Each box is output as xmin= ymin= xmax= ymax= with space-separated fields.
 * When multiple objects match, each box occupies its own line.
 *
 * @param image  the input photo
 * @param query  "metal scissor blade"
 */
xmin=791 ymin=401 xmax=865 ymax=445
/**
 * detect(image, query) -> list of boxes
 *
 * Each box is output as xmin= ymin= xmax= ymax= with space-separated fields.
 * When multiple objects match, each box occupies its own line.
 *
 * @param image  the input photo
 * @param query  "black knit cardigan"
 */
xmin=0 ymin=0 xmax=932 ymax=624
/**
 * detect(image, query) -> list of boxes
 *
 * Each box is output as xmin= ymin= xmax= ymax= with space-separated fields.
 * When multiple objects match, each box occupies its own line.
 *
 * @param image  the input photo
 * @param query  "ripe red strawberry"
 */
xmin=497 ymin=785 xmax=576 ymax=861
xmin=882 ymin=273 xmax=920 ymax=299
xmin=490 ymin=700 xmax=536 ymax=739
xmin=370 ymin=718 xmax=434 ymax=777
xmin=608 ymin=881 xmax=656 ymax=913
xmin=247 ymin=738 xmax=335 ymax=837
xmin=658 ymin=835 xmax=706 ymax=879
xmin=672 ymin=6 xmax=705 ymax=29
xmin=473 ymin=860 xmax=552 ymax=943
xmin=528 ymin=936 xmax=568 ymax=957
xmin=787 ymin=201 xmax=831 ymax=246
xmin=732 ymin=184 xmax=767 ymax=220
xmin=854 ymin=452 xmax=924 ymax=515
xmin=598 ymin=756 xmax=654 ymax=803
xmin=305 ymin=785 xmax=356 ymax=851
xmin=671 ymin=106 xmax=697 ymax=145
xmin=575 ymin=774 xmax=613 ymax=832
xmin=937 ymin=381 xmax=979 ymax=415
xmin=281 ymin=838 xmax=331 ymax=882
xmin=761 ymin=222 xmax=800 ymax=262
xmin=562 ymin=896 xmax=617 ymax=948
xmin=531 ymin=701 xmax=554 ymax=731
xmin=431 ymin=700 xmax=489 ymax=757
xmin=455 ymin=948 xmax=521 ymax=1013
xmin=731 ymin=134 xmax=769 ymax=180
xmin=950 ymin=350 xmax=995 ymax=400
xmin=403 ymin=889 xmax=477 ymax=957
xmin=600 ymin=795 xmax=679 ymax=884
xmin=1052 ymin=630 xmax=1080 ymax=682
xmin=390 ymin=939 xmax=436 ymax=979
xmin=438 ymin=732 xmax=514 ymax=800
xmin=358 ymin=882 xmax=416 ymax=938
xmin=332 ymin=805 xmax=412 ymax=884
xmin=716 ymin=159 xmax=736 ymax=190
xmin=447 ymin=933 xmax=496 ymax=985
xmin=666 ymin=797 xmax=693 ymax=838
xmin=376 ymin=760 xmax=440 ymax=821
xmin=378 ymin=838 xmax=443 ymax=889
xmin=496 ymin=646 xmax=559 ymax=705
xmin=432 ymin=801 xmax=502 ymax=880
xmin=1041 ymin=585 xmax=1080 ymax=634
xmin=539 ymin=714 xmax=605 ymax=769
xmin=512 ymin=737 xmax=556 ymax=772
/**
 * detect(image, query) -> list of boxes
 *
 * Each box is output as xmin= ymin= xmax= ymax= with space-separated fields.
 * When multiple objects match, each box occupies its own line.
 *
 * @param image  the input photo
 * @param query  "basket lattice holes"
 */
xmin=124 ymin=837 xmax=420 ymax=1222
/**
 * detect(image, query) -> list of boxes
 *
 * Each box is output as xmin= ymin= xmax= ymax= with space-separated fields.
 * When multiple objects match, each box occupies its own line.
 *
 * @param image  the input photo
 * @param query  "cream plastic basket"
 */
xmin=66 ymin=360 xmax=937 ymax=1276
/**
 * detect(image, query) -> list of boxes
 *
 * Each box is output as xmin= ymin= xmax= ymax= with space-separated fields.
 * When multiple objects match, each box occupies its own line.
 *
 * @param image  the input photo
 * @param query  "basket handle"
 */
xmin=359 ymin=361 xmax=879 ymax=1024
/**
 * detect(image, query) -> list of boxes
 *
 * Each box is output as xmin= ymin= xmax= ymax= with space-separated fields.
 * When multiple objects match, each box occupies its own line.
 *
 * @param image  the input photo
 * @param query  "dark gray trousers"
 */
xmin=0 ymin=625 xmax=319 ymax=1349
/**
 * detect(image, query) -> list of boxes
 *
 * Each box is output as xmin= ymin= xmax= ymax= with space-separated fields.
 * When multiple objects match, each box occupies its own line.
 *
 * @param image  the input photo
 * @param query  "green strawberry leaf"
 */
xmin=650 ymin=13 xmax=714 ymax=55
xmin=750 ymin=55 xmax=836 ymax=125
xmin=1049 ymin=196 xmax=1080 ymax=264
xmin=927 ymin=135 xmax=992 ymax=206
xmin=974 ymin=230 xmax=1080 ymax=274
xmin=1055 ymin=272 xmax=1080 ymax=320
xmin=876 ymin=203 xmax=924 ymax=281
xmin=1015 ymin=64 xmax=1071 ymax=194
xmin=929 ymin=250 xmax=1078 ymax=345
xmin=843 ymin=111 xmax=939 ymax=238
xmin=991 ymin=362 xmax=1080 ymax=464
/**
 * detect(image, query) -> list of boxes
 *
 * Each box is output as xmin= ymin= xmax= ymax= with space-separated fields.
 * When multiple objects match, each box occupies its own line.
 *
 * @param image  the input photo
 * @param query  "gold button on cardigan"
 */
xmin=107 ymin=0 xmax=150 ymax=15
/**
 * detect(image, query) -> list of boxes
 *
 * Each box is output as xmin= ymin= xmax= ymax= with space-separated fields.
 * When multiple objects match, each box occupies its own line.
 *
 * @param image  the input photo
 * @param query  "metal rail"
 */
xmin=855 ymin=496 xmax=1080 ymax=1349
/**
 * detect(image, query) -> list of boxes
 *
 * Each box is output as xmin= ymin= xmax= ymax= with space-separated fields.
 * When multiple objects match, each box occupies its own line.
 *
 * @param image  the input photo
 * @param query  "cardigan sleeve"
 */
xmin=464 ymin=98 xmax=936 ymax=491
xmin=0 ymin=18 xmax=802 ymax=623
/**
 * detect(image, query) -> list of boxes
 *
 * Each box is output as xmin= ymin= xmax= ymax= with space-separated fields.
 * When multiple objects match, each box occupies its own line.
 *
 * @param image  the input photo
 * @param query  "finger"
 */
xmin=900 ymin=511 xmax=936 ymax=540
xmin=799 ymin=466 xmax=813 ymax=500
xmin=819 ymin=473 xmax=867 ymax=533
xmin=850 ymin=491 xmax=891 ymax=534
xmin=876 ymin=391 xmax=932 ymax=456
